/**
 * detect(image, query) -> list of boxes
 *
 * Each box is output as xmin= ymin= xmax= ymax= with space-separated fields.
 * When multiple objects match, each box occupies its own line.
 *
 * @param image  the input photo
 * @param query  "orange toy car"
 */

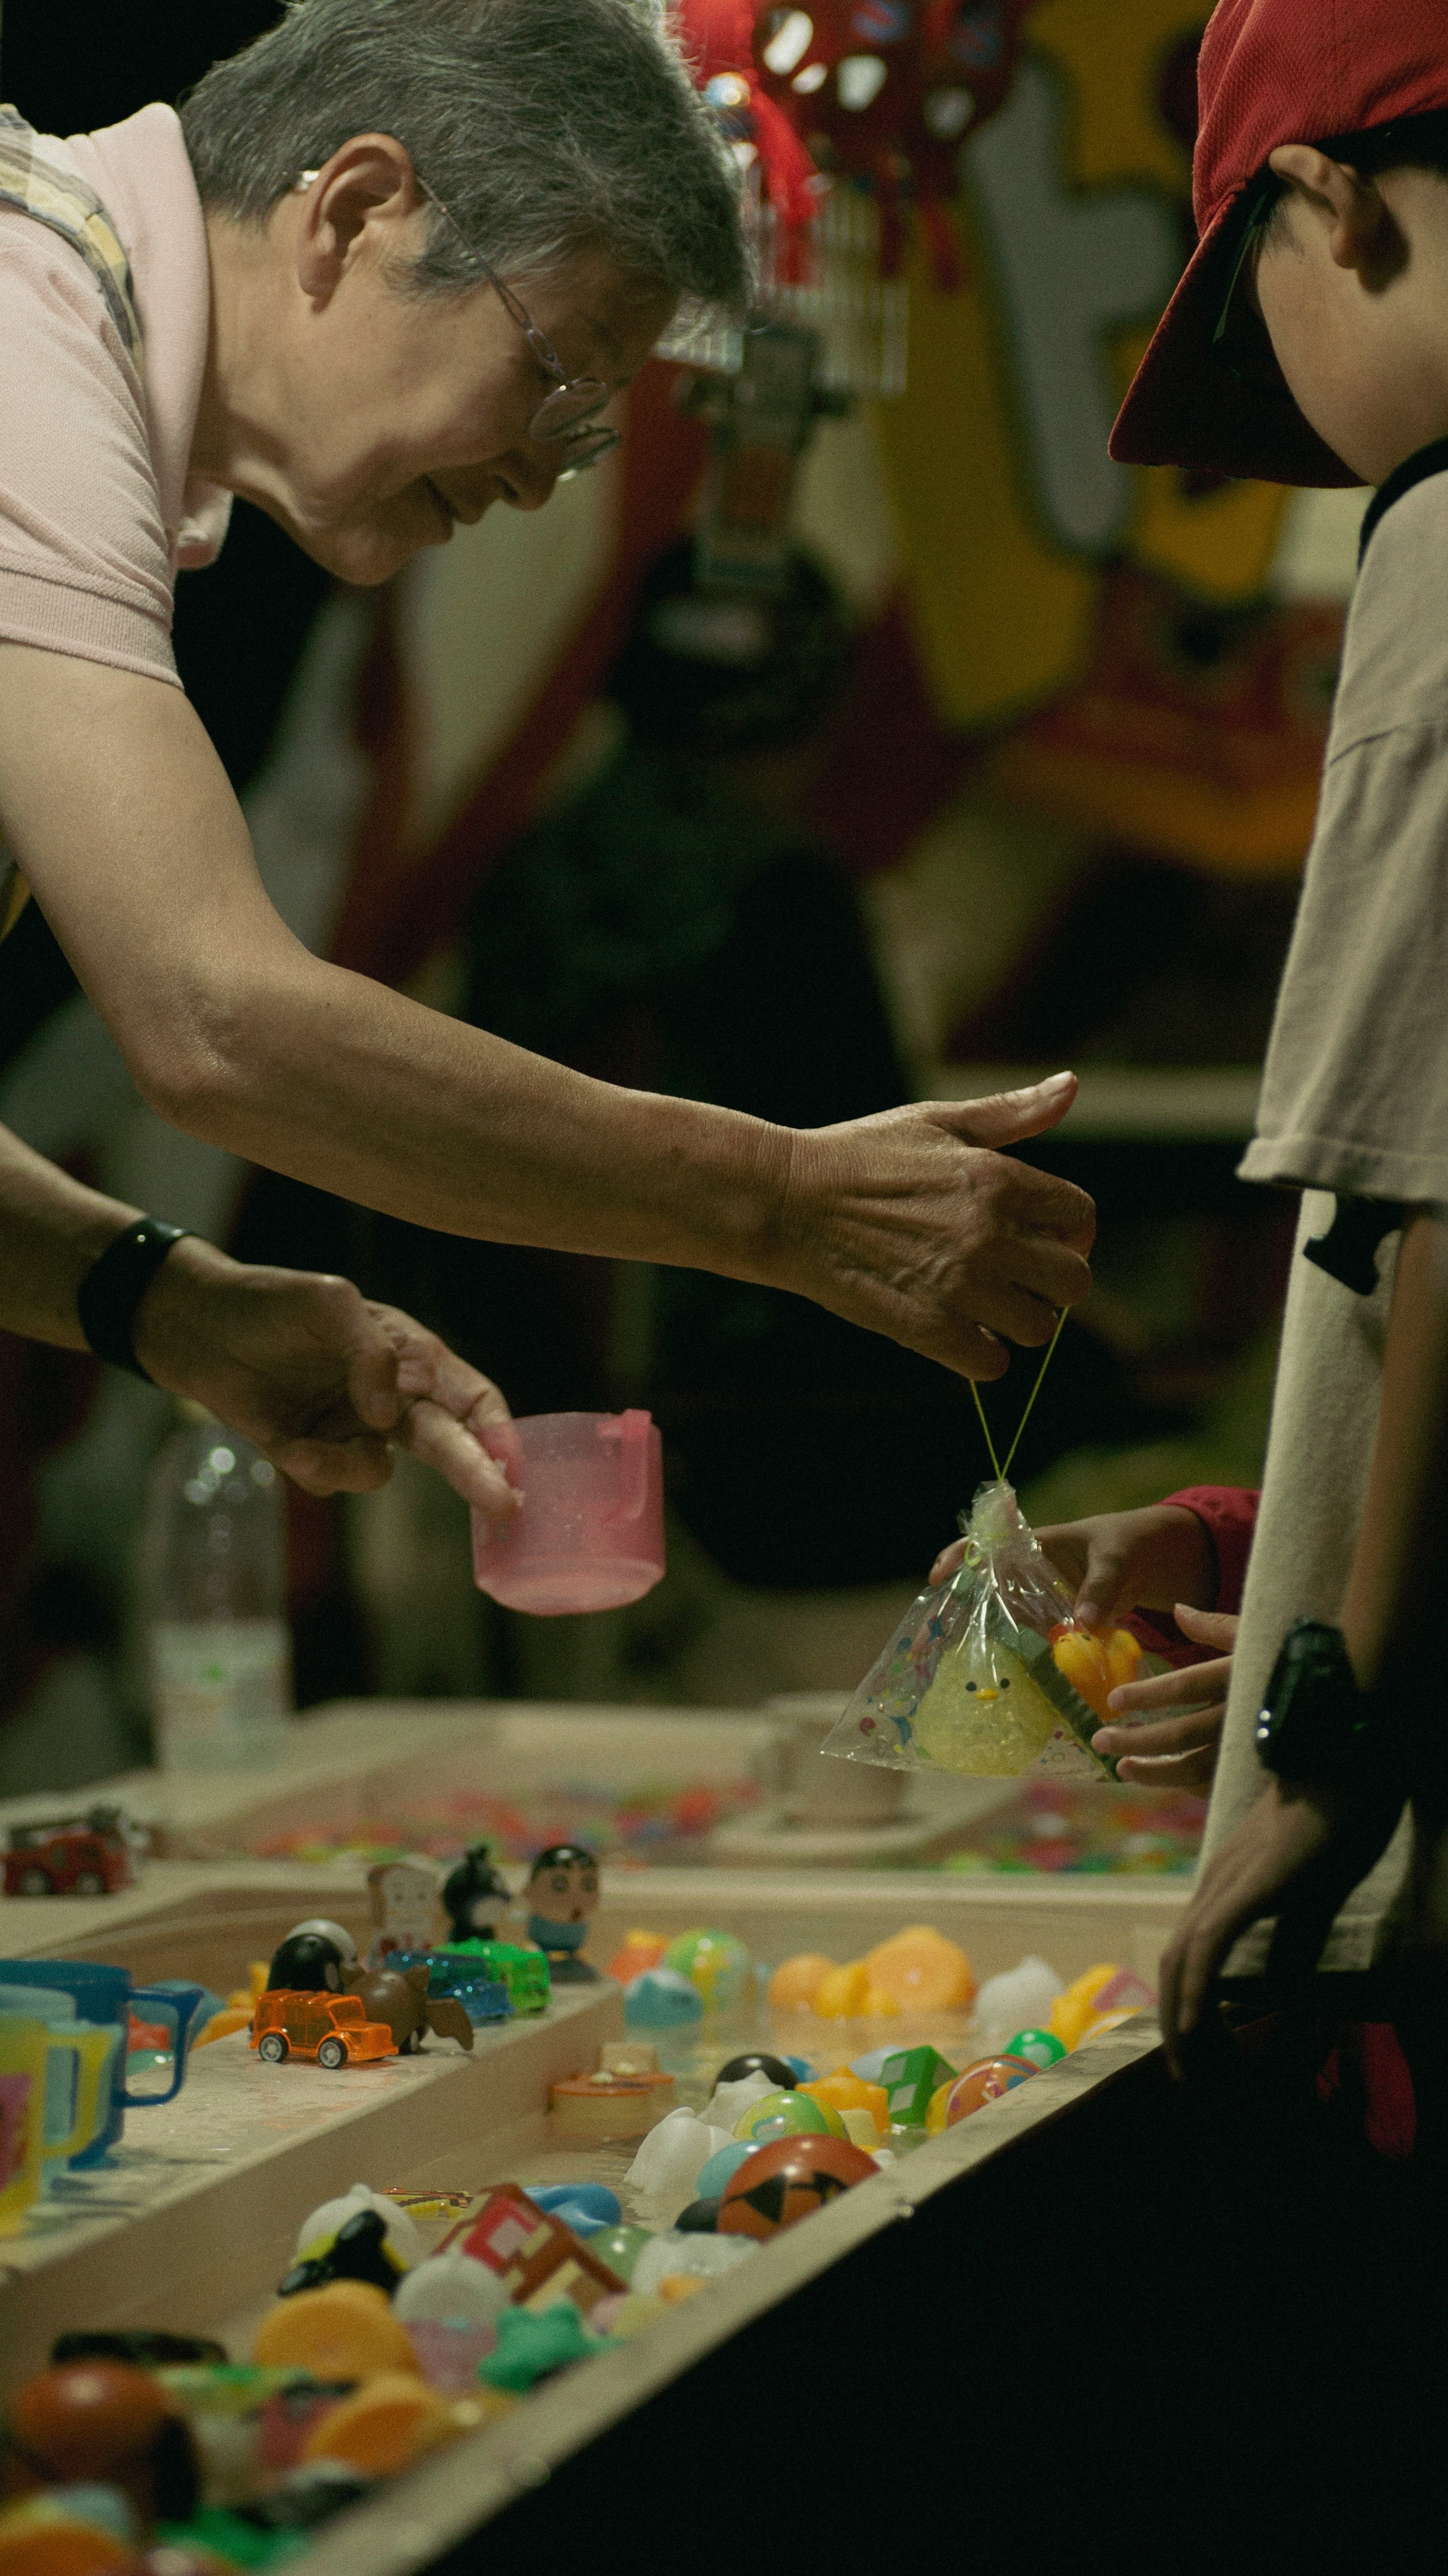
xmin=251 ymin=1991 xmax=396 ymax=2071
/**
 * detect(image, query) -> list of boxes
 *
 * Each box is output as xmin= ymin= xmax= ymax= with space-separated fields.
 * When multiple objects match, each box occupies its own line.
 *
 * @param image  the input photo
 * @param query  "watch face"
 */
xmin=1256 ymin=1621 xmax=1366 ymax=1783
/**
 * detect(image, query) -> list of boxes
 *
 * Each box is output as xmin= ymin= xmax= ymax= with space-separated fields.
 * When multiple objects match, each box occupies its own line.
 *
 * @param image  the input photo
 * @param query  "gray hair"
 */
xmin=179 ymin=0 xmax=749 ymax=315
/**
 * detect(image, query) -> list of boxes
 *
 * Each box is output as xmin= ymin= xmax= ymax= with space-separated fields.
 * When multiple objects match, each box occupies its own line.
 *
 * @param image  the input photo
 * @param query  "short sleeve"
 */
xmin=0 ymin=205 xmax=179 ymax=684
xmin=1242 ymin=472 xmax=1448 ymax=1205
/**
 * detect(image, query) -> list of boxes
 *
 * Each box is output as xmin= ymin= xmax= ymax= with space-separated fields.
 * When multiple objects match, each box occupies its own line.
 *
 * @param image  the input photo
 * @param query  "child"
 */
xmin=1107 ymin=0 xmax=1448 ymax=2077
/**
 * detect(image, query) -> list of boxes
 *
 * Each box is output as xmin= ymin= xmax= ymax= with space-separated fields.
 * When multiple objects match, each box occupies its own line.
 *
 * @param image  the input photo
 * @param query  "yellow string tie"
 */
xmin=970 ymin=1306 xmax=1069 ymax=1489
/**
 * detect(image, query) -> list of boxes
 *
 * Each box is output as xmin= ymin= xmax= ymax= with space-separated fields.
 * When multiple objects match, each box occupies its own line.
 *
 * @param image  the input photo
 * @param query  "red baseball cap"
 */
xmin=1111 ymin=0 xmax=1448 ymax=486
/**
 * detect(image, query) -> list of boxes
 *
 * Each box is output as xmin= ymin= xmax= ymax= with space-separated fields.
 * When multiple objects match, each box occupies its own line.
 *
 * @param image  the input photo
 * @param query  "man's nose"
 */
xmin=500 ymin=445 xmax=566 ymax=512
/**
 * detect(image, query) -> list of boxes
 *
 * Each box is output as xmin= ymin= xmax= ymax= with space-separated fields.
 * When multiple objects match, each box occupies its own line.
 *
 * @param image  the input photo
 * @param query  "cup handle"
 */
xmin=42 ymin=2025 xmax=119 ymax=2162
xmin=123 ymin=1982 xmax=206 ymax=2107
xmin=602 ymin=1409 xmax=652 ymax=1525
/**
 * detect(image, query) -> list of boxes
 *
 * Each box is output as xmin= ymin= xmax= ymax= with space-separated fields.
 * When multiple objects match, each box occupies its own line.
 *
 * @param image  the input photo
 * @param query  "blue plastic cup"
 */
xmin=0 ymin=1962 xmax=205 ymax=2166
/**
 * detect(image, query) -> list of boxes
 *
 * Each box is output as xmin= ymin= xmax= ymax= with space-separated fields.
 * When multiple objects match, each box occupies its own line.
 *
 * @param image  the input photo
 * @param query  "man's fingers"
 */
xmin=928 ymin=1320 xmax=1014 ymax=1382
xmin=301 ymin=1277 xmax=404 ymax=1433
xmin=1001 ymin=1232 xmax=1095 ymax=1314
xmin=368 ymin=1305 xmax=512 ymax=1423
xmin=270 ymin=1433 xmax=394 ymax=1496
xmin=928 ymin=1073 xmax=1078 ymax=1152
xmin=929 ymin=1535 xmax=969 ymax=1586
xmin=398 ymin=1398 xmax=520 ymax=1520
xmin=961 ymin=1279 xmax=1067 ymax=1350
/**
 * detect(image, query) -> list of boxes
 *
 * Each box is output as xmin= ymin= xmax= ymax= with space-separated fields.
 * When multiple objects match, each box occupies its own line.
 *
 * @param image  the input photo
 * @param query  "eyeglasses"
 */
xmin=1211 ymin=177 xmax=1293 ymax=399
xmin=414 ymin=178 xmax=621 ymax=473
xmin=294 ymin=167 xmax=621 ymax=473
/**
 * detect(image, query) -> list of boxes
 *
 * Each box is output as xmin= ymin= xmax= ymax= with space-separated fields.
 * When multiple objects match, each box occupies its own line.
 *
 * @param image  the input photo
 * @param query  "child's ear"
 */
xmin=1268 ymin=143 xmax=1398 ymax=278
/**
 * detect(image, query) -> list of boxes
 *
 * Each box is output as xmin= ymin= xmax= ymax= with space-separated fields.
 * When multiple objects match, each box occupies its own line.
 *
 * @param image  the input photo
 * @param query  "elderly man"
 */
xmin=0 ymin=0 xmax=1093 ymax=1487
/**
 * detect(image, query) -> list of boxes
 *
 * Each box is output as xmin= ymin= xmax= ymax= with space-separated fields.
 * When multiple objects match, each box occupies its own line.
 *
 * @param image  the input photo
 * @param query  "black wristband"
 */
xmin=77 ymin=1217 xmax=193 ymax=1381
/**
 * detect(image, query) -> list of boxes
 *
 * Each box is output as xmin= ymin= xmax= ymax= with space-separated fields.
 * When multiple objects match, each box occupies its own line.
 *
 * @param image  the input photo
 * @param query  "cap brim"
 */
xmin=1110 ymin=198 xmax=1361 ymax=490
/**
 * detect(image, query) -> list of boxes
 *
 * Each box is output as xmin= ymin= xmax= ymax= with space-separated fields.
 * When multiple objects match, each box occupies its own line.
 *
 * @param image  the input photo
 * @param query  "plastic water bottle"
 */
xmin=141 ymin=1404 xmax=293 ymax=1771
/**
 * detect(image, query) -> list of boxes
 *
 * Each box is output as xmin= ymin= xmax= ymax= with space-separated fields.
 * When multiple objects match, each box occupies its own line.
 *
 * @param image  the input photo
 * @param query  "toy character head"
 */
xmin=366 ymin=1859 xmax=440 ymax=1960
xmin=267 ymin=1928 xmax=355 ymax=1994
xmin=278 ymin=2207 xmax=403 ymax=2300
xmin=526 ymin=1845 xmax=600 ymax=1928
xmin=442 ymin=1842 xmax=512 ymax=1944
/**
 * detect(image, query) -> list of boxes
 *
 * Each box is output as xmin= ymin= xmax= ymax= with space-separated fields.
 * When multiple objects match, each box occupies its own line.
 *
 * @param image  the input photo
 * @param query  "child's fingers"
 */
xmin=1114 ymin=1745 xmax=1221 ymax=1789
xmin=1171 ymin=1604 xmax=1239 ymax=1651
xmin=1093 ymin=1706 xmax=1226 ymax=1760
xmin=1106 ymin=1653 xmax=1233 ymax=1717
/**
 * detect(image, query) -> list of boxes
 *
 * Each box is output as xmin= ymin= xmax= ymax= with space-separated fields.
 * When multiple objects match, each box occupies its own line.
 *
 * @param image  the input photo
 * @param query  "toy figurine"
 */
xmin=265 ymin=1920 xmax=360 ymax=1994
xmin=525 ymin=1844 xmax=600 ymax=1983
xmin=441 ymin=1843 xmax=513 ymax=1947
xmin=279 ymin=2187 xmax=421 ymax=2300
xmin=342 ymin=1962 xmax=474 ymax=2054
xmin=366 ymin=1858 xmax=442 ymax=1967
xmin=279 ymin=2206 xmax=404 ymax=2299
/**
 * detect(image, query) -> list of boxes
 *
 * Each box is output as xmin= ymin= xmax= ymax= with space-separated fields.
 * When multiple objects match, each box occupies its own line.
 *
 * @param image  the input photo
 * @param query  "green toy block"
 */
xmin=442 ymin=1939 xmax=551 ymax=2014
xmin=879 ymin=2045 xmax=957 ymax=2127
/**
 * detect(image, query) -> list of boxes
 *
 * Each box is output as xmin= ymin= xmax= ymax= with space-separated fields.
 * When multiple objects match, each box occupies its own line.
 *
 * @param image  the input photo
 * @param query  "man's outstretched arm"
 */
xmin=0 ymin=1119 xmax=517 ymax=1512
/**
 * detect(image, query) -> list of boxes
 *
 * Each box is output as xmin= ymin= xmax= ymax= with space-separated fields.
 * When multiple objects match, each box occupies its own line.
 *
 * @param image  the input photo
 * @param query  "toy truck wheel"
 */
xmin=16 ymin=1867 xmax=52 ymax=1896
xmin=258 ymin=2032 xmax=288 ymax=2063
xmin=73 ymin=1871 xmax=106 ymax=1895
xmin=316 ymin=2036 xmax=348 ymax=2070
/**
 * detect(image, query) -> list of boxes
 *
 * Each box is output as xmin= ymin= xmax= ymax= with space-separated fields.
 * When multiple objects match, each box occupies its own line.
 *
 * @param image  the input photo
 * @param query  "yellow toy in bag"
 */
xmin=822 ymin=1481 xmax=1141 ymax=1782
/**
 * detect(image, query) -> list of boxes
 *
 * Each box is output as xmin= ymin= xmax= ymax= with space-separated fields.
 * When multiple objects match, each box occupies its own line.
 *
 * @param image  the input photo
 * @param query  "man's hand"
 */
xmin=132 ymin=1237 xmax=518 ymax=1517
xmin=779 ymin=1076 xmax=1094 ymax=1381
xmin=1157 ymin=1774 xmax=1404 ymax=2075
xmin=1092 ymin=1606 xmax=1236 ymax=1787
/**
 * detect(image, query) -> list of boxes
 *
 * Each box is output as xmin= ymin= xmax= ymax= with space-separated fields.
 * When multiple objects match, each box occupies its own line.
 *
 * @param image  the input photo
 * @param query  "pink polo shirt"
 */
xmin=0 ymin=103 xmax=231 ymax=686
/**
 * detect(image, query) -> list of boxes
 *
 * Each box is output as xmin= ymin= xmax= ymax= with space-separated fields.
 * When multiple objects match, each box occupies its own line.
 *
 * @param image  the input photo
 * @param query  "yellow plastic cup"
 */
xmin=0 ymin=2016 xmax=116 ymax=2228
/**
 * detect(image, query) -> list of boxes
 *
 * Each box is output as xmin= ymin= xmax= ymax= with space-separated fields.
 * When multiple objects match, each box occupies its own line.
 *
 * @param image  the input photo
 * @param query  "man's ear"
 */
xmin=1269 ymin=142 xmax=1399 ymax=278
xmin=294 ymin=133 xmax=420 ymax=300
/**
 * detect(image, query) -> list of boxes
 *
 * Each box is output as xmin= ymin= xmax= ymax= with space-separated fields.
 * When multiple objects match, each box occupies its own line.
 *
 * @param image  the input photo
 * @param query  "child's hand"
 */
xmin=1091 ymin=1606 xmax=1236 ymax=1787
xmin=930 ymin=1501 xmax=1216 ymax=1623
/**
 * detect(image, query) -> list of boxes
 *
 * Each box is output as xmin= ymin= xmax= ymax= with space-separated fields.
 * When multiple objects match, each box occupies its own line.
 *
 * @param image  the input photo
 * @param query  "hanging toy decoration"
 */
xmin=676 ymin=0 xmax=1038 ymax=319
xmin=821 ymin=1308 xmax=1144 ymax=1781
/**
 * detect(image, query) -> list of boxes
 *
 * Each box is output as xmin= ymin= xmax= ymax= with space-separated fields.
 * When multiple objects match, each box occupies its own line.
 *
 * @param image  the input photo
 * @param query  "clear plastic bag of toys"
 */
xmin=822 ymin=1481 xmax=1141 ymax=1781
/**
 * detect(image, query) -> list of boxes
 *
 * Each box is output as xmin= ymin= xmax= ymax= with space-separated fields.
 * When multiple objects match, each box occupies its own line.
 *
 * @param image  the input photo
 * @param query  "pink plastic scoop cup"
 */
xmin=471 ymin=1409 xmax=666 ymax=1615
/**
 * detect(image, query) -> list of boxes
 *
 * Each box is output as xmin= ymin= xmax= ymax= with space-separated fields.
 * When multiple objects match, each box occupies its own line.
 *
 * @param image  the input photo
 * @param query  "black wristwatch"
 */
xmin=76 ymin=1215 xmax=192 ymax=1382
xmin=1253 ymin=1618 xmax=1391 ymax=1789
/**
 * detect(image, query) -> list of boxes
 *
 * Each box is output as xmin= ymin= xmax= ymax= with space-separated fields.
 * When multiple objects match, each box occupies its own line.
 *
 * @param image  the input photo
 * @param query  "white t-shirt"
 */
xmin=1206 ymin=452 xmax=1448 ymax=1972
